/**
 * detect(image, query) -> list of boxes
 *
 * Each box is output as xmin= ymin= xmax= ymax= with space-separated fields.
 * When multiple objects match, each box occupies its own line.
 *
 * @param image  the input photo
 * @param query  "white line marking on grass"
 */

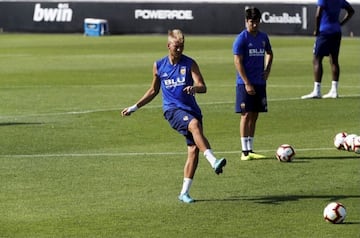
xmin=1 ymin=147 xmax=334 ymax=158
xmin=0 ymin=94 xmax=359 ymax=119
xmin=0 ymin=108 xmax=119 ymax=119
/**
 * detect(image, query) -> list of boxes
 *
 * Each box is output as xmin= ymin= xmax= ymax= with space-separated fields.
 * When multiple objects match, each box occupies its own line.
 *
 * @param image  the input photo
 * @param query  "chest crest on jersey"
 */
xmin=180 ymin=66 xmax=186 ymax=76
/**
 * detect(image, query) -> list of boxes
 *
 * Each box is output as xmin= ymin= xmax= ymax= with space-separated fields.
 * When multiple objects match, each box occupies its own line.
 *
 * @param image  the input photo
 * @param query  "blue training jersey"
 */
xmin=318 ymin=0 xmax=351 ymax=34
xmin=233 ymin=30 xmax=272 ymax=85
xmin=156 ymin=55 xmax=202 ymax=118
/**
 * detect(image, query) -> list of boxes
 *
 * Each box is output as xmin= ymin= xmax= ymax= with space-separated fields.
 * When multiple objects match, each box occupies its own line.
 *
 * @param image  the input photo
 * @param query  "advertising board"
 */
xmin=0 ymin=1 xmax=358 ymax=36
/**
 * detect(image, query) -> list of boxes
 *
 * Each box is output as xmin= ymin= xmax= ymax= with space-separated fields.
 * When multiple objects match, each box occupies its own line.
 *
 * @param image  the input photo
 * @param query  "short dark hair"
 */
xmin=245 ymin=7 xmax=261 ymax=20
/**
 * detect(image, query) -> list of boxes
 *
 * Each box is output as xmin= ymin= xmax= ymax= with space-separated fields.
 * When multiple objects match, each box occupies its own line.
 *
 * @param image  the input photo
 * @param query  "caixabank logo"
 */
xmin=247 ymin=6 xmax=308 ymax=30
xmin=33 ymin=3 xmax=73 ymax=22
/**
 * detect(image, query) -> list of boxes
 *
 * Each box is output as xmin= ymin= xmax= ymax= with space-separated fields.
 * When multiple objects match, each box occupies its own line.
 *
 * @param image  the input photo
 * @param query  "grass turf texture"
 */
xmin=0 ymin=34 xmax=359 ymax=237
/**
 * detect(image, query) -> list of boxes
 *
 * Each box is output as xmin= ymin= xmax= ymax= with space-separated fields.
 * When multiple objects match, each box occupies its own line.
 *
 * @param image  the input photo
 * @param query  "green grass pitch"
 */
xmin=0 ymin=34 xmax=359 ymax=237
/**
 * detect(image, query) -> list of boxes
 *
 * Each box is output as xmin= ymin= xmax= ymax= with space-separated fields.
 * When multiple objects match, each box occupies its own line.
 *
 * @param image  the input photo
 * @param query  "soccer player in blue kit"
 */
xmin=233 ymin=7 xmax=273 ymax=161
xmin=301 ymin=0 xmax=354 ymax=99
xmin=121 ymin=29 xmax=226 ymax=203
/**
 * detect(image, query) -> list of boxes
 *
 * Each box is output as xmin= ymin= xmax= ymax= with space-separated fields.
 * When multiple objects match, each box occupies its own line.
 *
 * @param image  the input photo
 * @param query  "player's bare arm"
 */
xmin=121 ymin=62 xmax=161 ymax=116
xmin=314 ymin=6 xmax=323 ymax=36
xmin=234 ymin=54 xmax=256 ymax=95
xmin=340 ymin=5 xmax=355 ymax=26
xmin=263 ymin=50 xmax=273 ymax=81
xmin=183 ymin=60 xmax=207 ymax=95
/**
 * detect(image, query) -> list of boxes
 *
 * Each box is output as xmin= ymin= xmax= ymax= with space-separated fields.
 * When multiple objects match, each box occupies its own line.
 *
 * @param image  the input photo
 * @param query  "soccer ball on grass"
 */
xmin=323 ymin=202 xmax=347 ymax=224
xmin=351 ymin=136 xmax=360 ymax=154
xmin=333 ymin=132 xmax=347 ymax=150
xmin=343 ymin=134 xmax=357 ymax=151
xmin=275 ymin=144 xmax=295 ymax=162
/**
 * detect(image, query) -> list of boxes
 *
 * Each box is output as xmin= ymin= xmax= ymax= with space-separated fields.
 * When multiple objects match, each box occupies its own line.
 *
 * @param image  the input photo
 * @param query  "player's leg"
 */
xmin=187 ymin=118 xmax=209 ymax=152
xmin=313 ymin=55 xmax=324 ymax=84
xmin=240 ymin=112 xmax=251 ymax=158
xmin=301 ymin=55 xmax=323 ymax=99
xmin=184 ymin=145 xmax=199 ymax=179
xmin=178 ymin=145 xmax=198 ymax=203
xmin=329 ymin=54 xmax=340 ymax=82
xmin=323 ymin=33 xmax=341 ymax=99
xmin=237 ymin=85 xmax=265 ymax=160
xmin=302 ymin=35 xmax=327 ymax=99
xmin=165 ymin=109 xmax=225 ymax=202
xmin=187 ymin=118 xmax=226 ymax=174
xmin=246 ymin=111 xmax=258 ymax=150
xmin=236 ymin=85 xmax=252 ymax=160
xmin=240 ymin=112 xmax=262 ymax=159
xmin=322 ymin=55 xmax=339 ymax=98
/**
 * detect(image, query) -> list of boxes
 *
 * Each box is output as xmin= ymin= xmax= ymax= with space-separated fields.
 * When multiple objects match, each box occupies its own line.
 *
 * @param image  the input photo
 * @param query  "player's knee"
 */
xmin=188 ymin=144 xmax=198 ymax=154
xmin=188 ymin=118 xmax=202 ymax=132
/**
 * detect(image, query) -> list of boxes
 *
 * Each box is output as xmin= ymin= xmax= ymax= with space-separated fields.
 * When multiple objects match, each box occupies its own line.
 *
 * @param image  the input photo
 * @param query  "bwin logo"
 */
xmin=33 ymin=3 xmax=73 ymax=22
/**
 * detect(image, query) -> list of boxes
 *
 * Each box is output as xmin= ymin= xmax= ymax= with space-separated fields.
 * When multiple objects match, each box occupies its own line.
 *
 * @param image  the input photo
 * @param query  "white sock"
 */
xmin=241 ymin=137 xmax=249 ymax=151
xmin=314 ymin=82 xmax=321 ymax=95
xmin=180 ymin=178 xmax=192 ymax=195
xmin=330 ymin=81 xmax=338 ymax=93
xmin=204 ymin=149 xmax=217 ymax=167
xmin=248 ymin=137 xmax=254 ymax=152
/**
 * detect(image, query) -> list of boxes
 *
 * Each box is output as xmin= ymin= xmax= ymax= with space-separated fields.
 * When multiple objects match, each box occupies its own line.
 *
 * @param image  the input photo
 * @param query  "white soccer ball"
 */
xmin=334 ymin=132 xmax=347 ymax=150
xmin=343 ymin=134 xmax=357 ymax=151
xmin=323 ymin=202 xmax=347 ymax=224
xmin=275 ymin=144 xmax=295 ymax=162
xmin=351 ymin=136 xmax=360 ymax=154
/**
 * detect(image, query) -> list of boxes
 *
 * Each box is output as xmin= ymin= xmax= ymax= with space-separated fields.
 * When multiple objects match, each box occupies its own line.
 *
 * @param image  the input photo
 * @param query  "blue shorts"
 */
xmin=235 ymin=84 xmax=268 ymax=113
xmin=313 ymin=32 xmax=341 ymax=57
xmin=164 ymin=109 xmax=202 ymax=146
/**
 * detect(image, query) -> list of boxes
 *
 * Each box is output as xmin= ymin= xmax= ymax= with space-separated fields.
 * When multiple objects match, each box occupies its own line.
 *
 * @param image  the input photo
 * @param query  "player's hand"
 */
xmin=121 ymin=104 xmax=138 ymax=117
xmin=263 ymin=70 xmax=270 ymax=81
xmin=245 ymin=84 xmax=256 ymax=95
xmin=121 ymin=108 xmax=131 ymax=116
xmin=183 ymin=86 xmax=195 ymax=95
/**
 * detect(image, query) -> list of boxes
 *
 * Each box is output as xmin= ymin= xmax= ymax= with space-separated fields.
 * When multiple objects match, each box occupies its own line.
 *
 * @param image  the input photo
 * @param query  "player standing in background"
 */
xmin=301 ymin=0 xmax=354 ymax=99
xmin=233 ymin=7 xmax=273 ymax=161
xmin=121 ymin=29 xmax=226 ymax=203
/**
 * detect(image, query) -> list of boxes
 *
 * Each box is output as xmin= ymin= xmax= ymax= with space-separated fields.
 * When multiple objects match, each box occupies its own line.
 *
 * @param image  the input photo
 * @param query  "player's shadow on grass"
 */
xmin=198 ymin=194 xmax=360 ymax=205
xmin=241 ymin=194 xmax=360 ymax=205
xmin=197 ymin=195 xmax=360 ymax=224
xmin=297 ymin=155 xmax=360 ymax=160
xmin=0 ymin=122 xmax=43 ymax=126
xmin=342 ymin=221 xmax=360 ymax=225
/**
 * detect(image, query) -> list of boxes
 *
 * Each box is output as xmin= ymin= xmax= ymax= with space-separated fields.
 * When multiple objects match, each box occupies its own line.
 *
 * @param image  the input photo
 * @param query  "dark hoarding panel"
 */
xmin=0 ymin=2 xmax=358 ymax=36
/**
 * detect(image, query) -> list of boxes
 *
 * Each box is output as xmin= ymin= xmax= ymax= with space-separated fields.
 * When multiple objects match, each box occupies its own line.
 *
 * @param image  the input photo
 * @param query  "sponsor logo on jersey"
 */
xmin=164 ymin=77 xmax=186 ymax=89
xmin=249 ymin=48 xmax=265 ymax=57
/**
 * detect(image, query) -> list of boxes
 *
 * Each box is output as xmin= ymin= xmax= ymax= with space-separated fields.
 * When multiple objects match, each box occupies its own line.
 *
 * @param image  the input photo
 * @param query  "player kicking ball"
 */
xmin=121 ymin=29 xmax=226 ymax=203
